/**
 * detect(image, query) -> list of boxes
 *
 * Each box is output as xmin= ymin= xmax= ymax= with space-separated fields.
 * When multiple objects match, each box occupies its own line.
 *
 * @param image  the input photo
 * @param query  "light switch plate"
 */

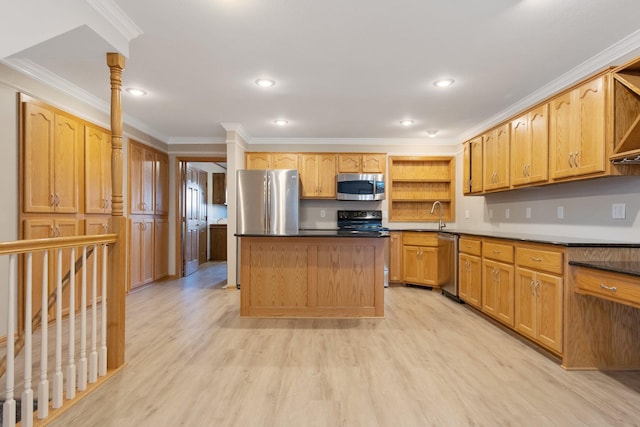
xmin=320 ymin=209 xmax=326 ymax=218
xmin=557 ymin=206 xmax=564 ymax=219
xmin=489 ymin=209 xmax=494 ymax=219
xmin=505 ymin=208 xmax=510 ymax=219
xmin=525 ymin=207 xmax=532 ymax=219
xmin=612 ymin=203 xmax=626 ymax=219
xmin=465 ymin=209 xmax=470 ymax=219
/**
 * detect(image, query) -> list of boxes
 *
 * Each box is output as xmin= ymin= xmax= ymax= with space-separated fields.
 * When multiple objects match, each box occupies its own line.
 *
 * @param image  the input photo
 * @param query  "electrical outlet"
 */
xmin=505 ymin=208 xmax=510 ymax=219
xmin=465 ymin=209 xmax=470 ymax=219
xmin=320 ymin=209 xmax=326 ymax=218
xmin=489 ymin=209 xmax=494 ymax=219
xmin=612 ymin=203 xmax=626 ymax=219
xmin=557 ymin=206 xmax=564 ymax=219
xmin=525 ymin=207 xmax=531 ymax=219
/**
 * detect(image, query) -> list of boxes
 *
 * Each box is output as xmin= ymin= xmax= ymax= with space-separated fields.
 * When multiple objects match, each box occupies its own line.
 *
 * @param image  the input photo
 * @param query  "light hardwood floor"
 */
xmin=49 ymin=262 xmax=640 ymax=427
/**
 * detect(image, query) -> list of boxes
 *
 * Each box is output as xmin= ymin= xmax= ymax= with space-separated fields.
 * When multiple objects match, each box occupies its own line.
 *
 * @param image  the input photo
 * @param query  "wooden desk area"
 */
xmin=238 ymin=233 xmax=386 ymax=318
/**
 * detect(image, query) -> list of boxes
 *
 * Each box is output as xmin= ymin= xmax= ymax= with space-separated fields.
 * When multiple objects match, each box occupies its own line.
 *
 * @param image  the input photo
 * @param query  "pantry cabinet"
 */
xmin=155 ymin=152 xmax=169 ymax=215
xmin=130 ymin=217 xmax=155 ymax=289
xmin=23 ymin=102 xmax=79 ymax=214
xmin=84 ymin=125 xmax=112 ymax=214
xmin=549 ymin=76 xmax=606 ymax=180
xmin=299 ymin=153 xmax=337 ymax=198
xmin=154 ymin=217 xmax=169 ymax=280
xmin=130 ymin=143 xmax=155 ymax=214
xmin=510 ymin=104 xmax=549 ymax=187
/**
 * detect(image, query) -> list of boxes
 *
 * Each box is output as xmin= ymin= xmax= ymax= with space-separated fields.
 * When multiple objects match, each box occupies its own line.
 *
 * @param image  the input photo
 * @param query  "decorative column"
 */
xmin=106 ymin=52 xmax=126 ymax=369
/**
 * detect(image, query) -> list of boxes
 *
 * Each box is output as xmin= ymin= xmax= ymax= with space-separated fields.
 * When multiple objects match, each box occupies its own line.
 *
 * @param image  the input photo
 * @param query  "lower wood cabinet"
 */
xmin=459 ymin=253 xmax=481 ymax=309
xmin=209 ymin=224 xmax=227 ymax=261
xmin=514 ymin=267 xmax=563 ymax=354
xmin=402 ymin=232 xmax=438 ymax=287
xmin=482 ymin=258 xmax=515 ymax=327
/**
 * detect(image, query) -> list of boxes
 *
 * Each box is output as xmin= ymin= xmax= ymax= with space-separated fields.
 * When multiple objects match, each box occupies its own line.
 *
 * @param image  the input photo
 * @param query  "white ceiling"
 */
xmin=4 ymin=0 xmax=640 ymax=145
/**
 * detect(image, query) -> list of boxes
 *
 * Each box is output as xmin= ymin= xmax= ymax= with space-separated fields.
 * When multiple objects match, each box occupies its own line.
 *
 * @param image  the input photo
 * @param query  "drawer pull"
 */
xmin=492 ymin=250 xmax=501 ymax=254
xmin=530 ymin=257 xmax=543 ymax=262
xmin=599 ymin=284 xmax=617 ymax=292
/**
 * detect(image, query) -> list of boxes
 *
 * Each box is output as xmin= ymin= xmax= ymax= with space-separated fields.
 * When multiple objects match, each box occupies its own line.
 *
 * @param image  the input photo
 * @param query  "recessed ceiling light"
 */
xmin=433 ymin=79 xmax=454 ymax=88
xmin=125 ymin=87 xmax=147 ymax=96
xmin=255 ymin=79 xmax=276 ymax=88
xmin=400 ymin=120 xmax=414 ymax=126
xmin=426 ymin=130 xmax=438 ymax=138
xmin=274 ymin=119 xmax=288 ymax=126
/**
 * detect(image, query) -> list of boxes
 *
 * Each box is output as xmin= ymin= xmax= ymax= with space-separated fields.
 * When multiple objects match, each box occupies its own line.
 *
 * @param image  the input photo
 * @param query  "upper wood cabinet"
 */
xmin=245 ymin=152 xmax=299 ymax=170
xmin=611 ymin=59 xmax=640 ymax=162
xmin=23 ymin=102 xmax=80 ymax=213
xmin=482 ymin=123 xmax=510 ymax=192
xmin=549 ymin=76 xmax=606 ymax=180
xmin=130 ymin=140 xmax=168 ymax=215
xmin=511 ymin=104 xmax=549 ymax=187
xmin=85 ymin=125 xmax=112 ymax=214
xmin=462 ymin=137 xmax=483 ymax=195
xmin=337 ymin=153 xmax=386 ymax=174
xmin=299 ymin=154 xmax=337 ymax=199
xmin=212 ymin=173 xmax=227 ymax=205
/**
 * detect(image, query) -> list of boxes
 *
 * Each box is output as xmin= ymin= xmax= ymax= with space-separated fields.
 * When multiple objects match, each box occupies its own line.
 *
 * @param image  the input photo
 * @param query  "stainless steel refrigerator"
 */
xmin=236 ymin=169 xmax=299 ymax=235
xmin=236 ymin=169 xmax=299 ymax=287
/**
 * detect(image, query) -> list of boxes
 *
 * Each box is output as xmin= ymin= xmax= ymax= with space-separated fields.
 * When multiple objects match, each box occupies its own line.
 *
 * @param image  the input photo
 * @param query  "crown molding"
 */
xmin=220 ymin=123 xmax=252 ymax=144
xmin=249 ymin=137 xmax=460 ymax=146
xmin=168 ymin=137 xmax=226 ymax=145
xmin=86 ymin=0 xmax=143 ymax=42
xmin=2 ymin=57 xmax=170 ymax=143
xmin=459 ymin=28 xmax=640 ymax=142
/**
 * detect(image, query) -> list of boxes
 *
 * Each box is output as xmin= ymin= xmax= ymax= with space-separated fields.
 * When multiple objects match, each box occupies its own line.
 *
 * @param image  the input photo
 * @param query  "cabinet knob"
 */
xmin=568 ymin=152 xmax=574 ymax=168
xmin=573 ymin=151 xmax=579 ymax=167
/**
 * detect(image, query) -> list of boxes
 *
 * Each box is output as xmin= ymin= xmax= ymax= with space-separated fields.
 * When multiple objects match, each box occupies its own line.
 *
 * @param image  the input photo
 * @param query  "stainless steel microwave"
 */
xmin=336 ymin=173 xmax=385 ymax=201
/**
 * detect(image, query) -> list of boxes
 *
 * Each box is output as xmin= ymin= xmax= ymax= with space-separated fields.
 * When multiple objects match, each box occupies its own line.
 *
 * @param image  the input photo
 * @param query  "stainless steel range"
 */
xmin=337 ymin=210 xmax=389 ymax=286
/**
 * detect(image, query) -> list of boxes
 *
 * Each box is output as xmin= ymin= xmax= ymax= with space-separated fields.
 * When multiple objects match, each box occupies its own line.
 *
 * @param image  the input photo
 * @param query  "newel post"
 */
xmin=106 ymin=52 xmax=126 ymax=368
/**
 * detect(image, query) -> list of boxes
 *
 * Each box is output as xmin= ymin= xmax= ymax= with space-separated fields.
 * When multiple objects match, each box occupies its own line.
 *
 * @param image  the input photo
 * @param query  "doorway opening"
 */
xmin=176 ymin=157 xmax=227 ymax=280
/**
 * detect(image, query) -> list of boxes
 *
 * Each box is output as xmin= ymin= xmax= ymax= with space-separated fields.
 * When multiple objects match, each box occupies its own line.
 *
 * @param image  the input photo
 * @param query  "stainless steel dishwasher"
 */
xmin=437 ymin=232 xmax=462 ymax=303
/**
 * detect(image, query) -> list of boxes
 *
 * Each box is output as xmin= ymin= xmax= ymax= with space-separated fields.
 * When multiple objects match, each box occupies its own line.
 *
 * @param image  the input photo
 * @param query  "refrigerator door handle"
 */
xmin=265 ymin=176 xmax=270 ymax=234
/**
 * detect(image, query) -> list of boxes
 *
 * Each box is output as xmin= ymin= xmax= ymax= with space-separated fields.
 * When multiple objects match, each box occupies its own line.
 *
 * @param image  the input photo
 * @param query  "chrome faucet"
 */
xmin=430 ymin=201 xmax=445 ymax=231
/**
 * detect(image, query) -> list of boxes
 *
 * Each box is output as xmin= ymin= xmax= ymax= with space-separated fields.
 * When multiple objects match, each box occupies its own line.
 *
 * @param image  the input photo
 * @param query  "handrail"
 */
xmin=0 ymin=235 xmax=116 ymax=379
xmin=0 ymin=234 xmax=117 ymax=255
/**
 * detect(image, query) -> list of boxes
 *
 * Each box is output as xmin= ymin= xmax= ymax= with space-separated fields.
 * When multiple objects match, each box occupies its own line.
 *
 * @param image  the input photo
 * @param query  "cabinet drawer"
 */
xmin=459 ymin=238 xmax=481 ymax=256
xmin=482 ymin=241 xmax=514 ymax=263
xmin=573 ymin=266 xmax=640 ymax=309
xmin=516 ymin=247 xmax=563 ymax=275
xmin=402 ymin=232 xmax=437 ymax=247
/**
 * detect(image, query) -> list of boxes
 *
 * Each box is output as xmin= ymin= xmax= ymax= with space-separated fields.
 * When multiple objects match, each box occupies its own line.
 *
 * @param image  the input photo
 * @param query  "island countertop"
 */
xmin=236 ymin=229 xmax=389 ymax=238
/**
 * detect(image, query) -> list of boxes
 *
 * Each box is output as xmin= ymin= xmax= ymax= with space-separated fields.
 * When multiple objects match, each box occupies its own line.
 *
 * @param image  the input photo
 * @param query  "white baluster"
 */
xmin=22 ymin=253 xmax=34 ymax=427
xmin=38 ymin=251 xmax=49 ymax=420
xmin=99 ymin=244 xmax=108 ymax=376
xmin=3 ymin=254 xmax=17 ymax=427
xmin=66 ymin=247 xmax=76 ymax=399
xmin=89 ymin=245 xmax=98 ymax=383
xmin=78 ymin=247 xmax=88 ymax=391
xmin=52 ymin=249 xmax=63 ymax=409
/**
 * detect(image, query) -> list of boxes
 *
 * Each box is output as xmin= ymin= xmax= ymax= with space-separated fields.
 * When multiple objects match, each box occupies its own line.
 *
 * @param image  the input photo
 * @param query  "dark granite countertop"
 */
xmin=388 ymin=228 xmax=640 ymax=247
xmin=569 ymin=260 xmax=640 ymax=278
xmin=236 ymin=229 xmax=388 ymax=238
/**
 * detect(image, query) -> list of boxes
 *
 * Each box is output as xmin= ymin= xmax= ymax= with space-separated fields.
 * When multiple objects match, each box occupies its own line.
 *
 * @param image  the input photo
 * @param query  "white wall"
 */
xmin=453 ymin=150 xmax=640 ymax=241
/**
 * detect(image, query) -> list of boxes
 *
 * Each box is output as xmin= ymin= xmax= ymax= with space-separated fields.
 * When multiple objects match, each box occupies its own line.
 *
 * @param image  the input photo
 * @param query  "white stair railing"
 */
xmin=1 ymin=234 xmax=116 ymax=427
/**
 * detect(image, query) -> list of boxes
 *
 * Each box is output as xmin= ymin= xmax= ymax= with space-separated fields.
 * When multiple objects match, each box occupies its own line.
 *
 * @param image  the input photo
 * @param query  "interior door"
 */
xmin=198 ymin=170 xmax=208 ymax=264
xmin=184 ymin=166 xmax=200 ymax=276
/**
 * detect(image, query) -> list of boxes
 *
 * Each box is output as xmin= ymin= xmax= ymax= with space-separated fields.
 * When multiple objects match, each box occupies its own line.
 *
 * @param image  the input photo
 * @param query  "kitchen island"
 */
xmin=237 ymin=231 xmax=387 ymax=318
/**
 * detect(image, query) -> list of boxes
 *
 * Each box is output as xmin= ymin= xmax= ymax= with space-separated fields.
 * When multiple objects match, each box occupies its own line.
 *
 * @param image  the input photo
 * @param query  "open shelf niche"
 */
xmin=388 ymin=156 xmax=455 ymax=222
